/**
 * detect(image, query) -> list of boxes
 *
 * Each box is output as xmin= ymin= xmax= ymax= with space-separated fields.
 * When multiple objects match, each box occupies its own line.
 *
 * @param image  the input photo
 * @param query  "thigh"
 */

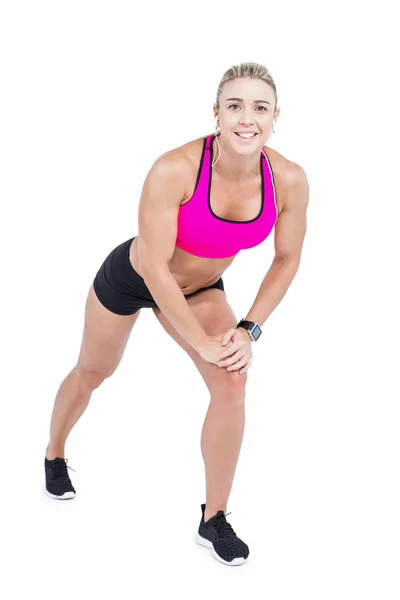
xmin=152 ymin=288 xmax=247 ymax=394
xmin=77 ymin=283 xmax=140 ymax=378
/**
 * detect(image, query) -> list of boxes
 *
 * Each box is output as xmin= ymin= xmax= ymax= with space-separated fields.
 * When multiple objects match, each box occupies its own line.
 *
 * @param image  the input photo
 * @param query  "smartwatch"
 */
xmin=237 ymin=318 xmax=262 ymax=342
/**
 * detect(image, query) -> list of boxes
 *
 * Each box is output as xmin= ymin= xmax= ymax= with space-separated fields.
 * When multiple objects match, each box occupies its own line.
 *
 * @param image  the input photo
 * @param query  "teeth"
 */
xmin=237 ymin=133 xmax=256 ymax=138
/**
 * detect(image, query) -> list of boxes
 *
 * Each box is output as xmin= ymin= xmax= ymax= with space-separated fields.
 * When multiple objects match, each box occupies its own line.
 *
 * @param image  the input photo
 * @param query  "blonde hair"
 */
xmin=215 ymin=62 xmax=278 ymax=112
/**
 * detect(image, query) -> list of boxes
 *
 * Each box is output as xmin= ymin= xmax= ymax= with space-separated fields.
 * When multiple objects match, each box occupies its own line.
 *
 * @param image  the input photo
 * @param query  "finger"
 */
xmin=217 ymin=349 xmax=242 ymax=366
xmin=228 ymin=351 xmax=252 ymax=369
xmin=227 ymin=358 xmax=248 ymax=372
xmin=216 ymin=343 xmax=241 ymax=362
xmin=221 ymin=329 xmax=233 ymax=345
xmin=221 ymin=329 xmax=236 ymax=346
xmin=216 ymin=339 xmax=248 ymax=361
xmin=219 ymin=350 xmax=248 ymax=367
xmin=239 ymin=360 xmax=252 ymax=375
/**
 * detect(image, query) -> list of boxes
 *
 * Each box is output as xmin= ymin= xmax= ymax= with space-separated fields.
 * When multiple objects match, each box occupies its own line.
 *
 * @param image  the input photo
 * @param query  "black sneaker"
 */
xmin=44 ymin=457 xmax=76 ymax=500
xmin=195 ymin=503 xmax=250 ymax=566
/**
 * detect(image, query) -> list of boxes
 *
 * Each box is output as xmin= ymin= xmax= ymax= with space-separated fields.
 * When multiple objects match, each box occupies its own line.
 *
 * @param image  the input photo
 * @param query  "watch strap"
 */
xmin=236 ymin=319 xmax=262 ymax=341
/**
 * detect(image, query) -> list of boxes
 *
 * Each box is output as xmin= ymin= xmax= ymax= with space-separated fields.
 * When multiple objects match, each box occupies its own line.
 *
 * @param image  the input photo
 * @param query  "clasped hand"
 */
xmin=198 ymin=327 xmax=253 ymax=375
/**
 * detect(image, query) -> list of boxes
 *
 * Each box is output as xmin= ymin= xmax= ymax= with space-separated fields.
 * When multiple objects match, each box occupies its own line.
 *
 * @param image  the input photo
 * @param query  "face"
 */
xmin=214 ymin=77 xmax=279 ymax=153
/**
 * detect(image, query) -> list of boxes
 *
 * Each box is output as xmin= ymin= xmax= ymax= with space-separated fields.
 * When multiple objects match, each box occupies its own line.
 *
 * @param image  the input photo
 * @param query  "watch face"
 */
xmin=252 ymin=325 xmax=262 ymax=341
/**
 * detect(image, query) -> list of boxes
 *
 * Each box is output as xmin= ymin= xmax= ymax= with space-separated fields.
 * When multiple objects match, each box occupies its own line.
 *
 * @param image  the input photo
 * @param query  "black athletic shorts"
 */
xmin=93 ymin=237 xmax=225 ymax=316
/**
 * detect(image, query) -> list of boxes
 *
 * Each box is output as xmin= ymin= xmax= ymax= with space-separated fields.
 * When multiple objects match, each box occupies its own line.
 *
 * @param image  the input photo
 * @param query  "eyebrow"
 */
xmin=225 ymin=97 xmax=271 ymax=105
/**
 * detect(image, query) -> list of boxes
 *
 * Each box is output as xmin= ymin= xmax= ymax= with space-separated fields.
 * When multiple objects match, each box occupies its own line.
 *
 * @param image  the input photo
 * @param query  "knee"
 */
xmin=211 ymin=370 xmax=247 ymax=404
xmin=75 ymin=365 xmax=111 ymax=391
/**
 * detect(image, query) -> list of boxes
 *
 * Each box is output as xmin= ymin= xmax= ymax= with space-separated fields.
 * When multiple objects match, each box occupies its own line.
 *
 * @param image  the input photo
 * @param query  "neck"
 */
xmin=212 ymin=133 xmax=261 ymax=181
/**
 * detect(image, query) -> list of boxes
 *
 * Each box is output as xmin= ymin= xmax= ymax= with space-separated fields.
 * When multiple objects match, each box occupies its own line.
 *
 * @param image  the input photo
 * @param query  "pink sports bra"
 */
xmin=175 ymin=134 xmax=278 ymax=259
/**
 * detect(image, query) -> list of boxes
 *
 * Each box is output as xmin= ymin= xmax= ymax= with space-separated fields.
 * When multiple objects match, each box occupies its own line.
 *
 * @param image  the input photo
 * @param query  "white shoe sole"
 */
xmin=195 ymin=533 xmax=247 ymax=566
xmin=45 ymin=489 xmax=76 ymax=500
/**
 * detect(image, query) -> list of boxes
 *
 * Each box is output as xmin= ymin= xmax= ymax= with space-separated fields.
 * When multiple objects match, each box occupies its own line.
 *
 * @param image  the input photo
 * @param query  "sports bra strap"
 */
xmin=205 ymin=135 xmax=213 ymax=150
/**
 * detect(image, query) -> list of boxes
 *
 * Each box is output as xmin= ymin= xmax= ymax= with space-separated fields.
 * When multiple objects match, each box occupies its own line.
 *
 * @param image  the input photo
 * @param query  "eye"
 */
xmin=228 ymin=104 xmax=267 ymax=112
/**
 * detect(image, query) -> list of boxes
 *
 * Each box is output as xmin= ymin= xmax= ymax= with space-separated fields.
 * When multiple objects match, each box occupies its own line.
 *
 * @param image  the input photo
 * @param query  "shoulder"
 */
xmin=150 ymin=136 xmax=207 ymax=191
xmin=153 ymin=133 xmax=208 ymax=170
xmin=283 ymin=161 xmax=309 ymax=213
xmin=150 ymin=134 xmax=211 ymax=200
xmin=262 ymin=146 xmax=309 ymax=214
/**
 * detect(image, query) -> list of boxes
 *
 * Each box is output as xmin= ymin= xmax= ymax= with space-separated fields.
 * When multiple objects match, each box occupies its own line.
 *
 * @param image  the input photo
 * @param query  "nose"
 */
xmin=239 ymin=108 xmax=254 ymax=126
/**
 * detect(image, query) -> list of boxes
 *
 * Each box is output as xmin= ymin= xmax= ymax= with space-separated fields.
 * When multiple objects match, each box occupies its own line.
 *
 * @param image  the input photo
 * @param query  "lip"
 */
xmin=234 ymin=132 xmax=258 ymax=142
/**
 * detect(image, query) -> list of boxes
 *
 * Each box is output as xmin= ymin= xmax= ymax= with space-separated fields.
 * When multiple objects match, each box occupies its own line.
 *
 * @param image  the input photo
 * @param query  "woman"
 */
xmin=44 ymin=62 xmax=309 ymax=566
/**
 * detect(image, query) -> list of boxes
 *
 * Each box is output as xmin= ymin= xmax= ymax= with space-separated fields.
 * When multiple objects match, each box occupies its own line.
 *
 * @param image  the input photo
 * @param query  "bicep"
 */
xmin=137 ymin=154 xmax=190 ymax=273
xmin=274 ymin=164 xmax=309 ymax=263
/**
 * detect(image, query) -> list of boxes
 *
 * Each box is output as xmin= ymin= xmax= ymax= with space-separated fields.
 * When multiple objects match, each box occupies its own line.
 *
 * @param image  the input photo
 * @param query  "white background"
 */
xmin=1 ymin=0 xmax=399 ymax=598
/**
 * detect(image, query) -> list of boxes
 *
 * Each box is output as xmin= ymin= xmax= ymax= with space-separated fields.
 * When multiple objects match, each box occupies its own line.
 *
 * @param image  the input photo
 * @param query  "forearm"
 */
xmin=244 ymin=258 xmax=300 ymax=327
xmin=141 ymin=266 xmax=207 ymax=350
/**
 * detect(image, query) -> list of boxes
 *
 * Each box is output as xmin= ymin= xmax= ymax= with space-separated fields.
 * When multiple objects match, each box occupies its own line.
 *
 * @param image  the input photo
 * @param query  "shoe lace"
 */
xmin=51 ymin=458 xmax=76 ymax=479
xmin=213 ymin=511 xmax=236 ymax=541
